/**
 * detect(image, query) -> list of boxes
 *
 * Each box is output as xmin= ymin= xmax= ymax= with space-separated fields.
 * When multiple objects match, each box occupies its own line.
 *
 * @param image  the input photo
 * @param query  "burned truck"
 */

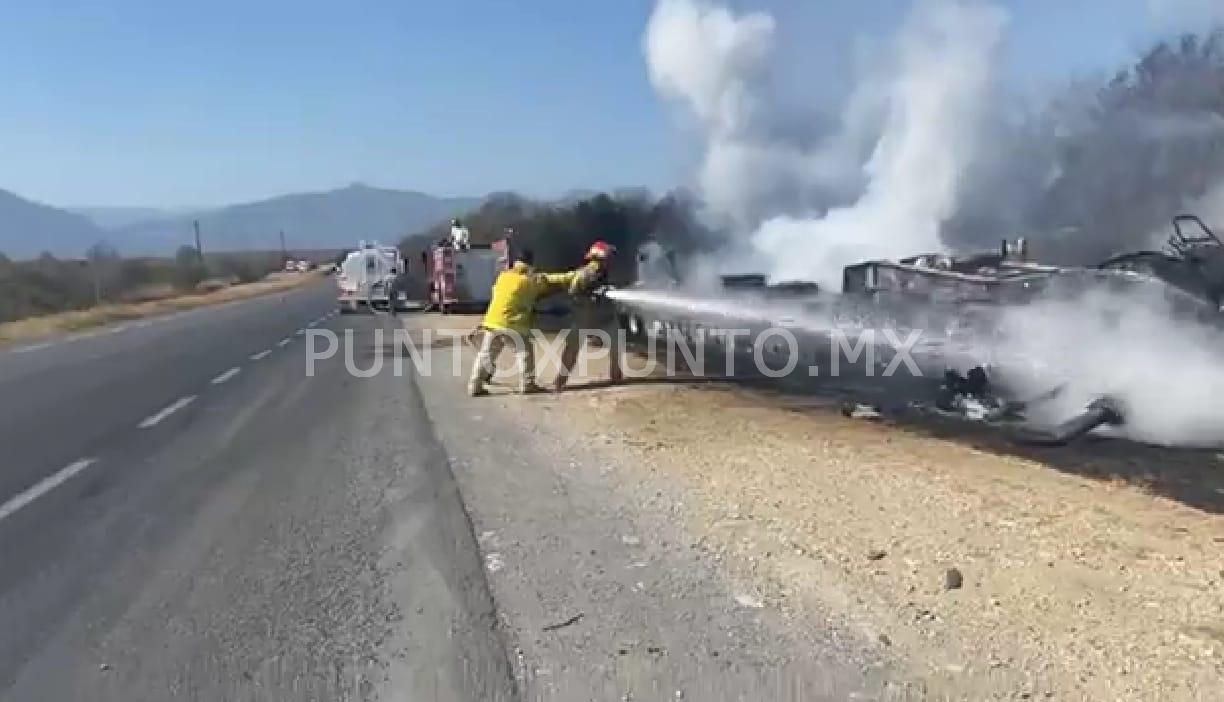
xmin=611 ymin=216 xmax=1224 ymax=445
xmin=842 ymin=215 xmax=1224 ymax=321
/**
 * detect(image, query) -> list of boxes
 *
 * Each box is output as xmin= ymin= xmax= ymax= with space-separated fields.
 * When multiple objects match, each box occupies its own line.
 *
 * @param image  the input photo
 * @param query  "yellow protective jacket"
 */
xmin=480 ymin=262 xmax=555 ymax=334
xmin=542 ymin=260 xmax=606 ymax=296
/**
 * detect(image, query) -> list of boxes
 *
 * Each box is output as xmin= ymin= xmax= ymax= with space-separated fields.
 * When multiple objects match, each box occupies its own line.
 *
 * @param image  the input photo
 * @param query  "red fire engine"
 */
xmin=427 ymin=238 xmax=511 ymax=314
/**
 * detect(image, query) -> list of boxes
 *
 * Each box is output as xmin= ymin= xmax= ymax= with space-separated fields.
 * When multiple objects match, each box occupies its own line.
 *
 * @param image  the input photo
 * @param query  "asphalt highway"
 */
xmin=0 ymin=281 xmax=881 ymax=701
xmin=0 ymin=282 xmax=513 ymax=701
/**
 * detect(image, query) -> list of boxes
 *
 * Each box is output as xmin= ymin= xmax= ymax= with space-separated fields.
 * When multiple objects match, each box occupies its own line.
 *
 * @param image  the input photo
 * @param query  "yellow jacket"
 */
xmin=481 ymin=262 xmax=555 ymax=333
xmin=538 ymin=260 xmax=606 ymax=296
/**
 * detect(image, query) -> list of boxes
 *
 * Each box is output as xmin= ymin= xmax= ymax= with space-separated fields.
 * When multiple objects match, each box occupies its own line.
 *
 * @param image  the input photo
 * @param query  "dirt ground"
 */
xmin=0 ymin=270 xmax=324 ymax=344
xmin=420 ymin=312 xmax=1224 ymax=701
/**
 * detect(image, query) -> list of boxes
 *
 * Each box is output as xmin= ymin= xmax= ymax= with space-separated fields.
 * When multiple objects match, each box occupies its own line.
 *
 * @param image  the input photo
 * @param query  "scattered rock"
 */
xmin=621 ymin=534 xmax=641 ymax=546
xmin=99 ymin=663 xmax=111 ymax=672
xmin=735 ymin=593 xmax=765 ymax=609
xmin=878 ymin=633 xmax=892 ymax=647
xmin=485 ymin=553 xmax=505 ymax=573
xmin=944 ymin=568 xmax=964 ymax=590
xmin=842 ymin=403 xmax=882 ymax=420
xmin=866 ymin=548 xmax=887 ymax=562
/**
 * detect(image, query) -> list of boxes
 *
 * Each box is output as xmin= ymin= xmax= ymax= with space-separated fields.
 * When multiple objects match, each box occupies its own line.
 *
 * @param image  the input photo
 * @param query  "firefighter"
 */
xmin=450 ymin=218 xmax=471 ymax=250
xmin=550 ymin=240 xmax=624 ymax=392
xmin=466 ymin=249 xmax=550 ymax=396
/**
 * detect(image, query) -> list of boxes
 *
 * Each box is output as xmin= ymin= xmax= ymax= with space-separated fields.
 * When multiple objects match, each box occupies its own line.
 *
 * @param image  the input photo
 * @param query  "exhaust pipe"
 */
xmin=1013 ymin=396 xmax=1127 ymax=446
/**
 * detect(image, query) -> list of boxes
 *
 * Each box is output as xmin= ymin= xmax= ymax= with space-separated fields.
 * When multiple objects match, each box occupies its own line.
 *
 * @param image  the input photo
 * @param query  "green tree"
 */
xmin=401 ymin=190 xmax=714 ymax=285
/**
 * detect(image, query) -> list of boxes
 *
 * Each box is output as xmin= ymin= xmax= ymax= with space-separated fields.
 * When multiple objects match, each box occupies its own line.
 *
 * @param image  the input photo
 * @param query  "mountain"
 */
xmin=114 ymin=184 xmax=482 ymax=254
xmin=69 ymin=206 xmax=185 ymax=230
xmin=0 ymin=189 xmax=107 ymax=260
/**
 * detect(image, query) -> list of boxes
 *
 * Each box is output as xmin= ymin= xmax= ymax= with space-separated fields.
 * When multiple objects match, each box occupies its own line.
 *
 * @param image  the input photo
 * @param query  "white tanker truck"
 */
xmin=336 ymin=241 xmax=407 ymax=313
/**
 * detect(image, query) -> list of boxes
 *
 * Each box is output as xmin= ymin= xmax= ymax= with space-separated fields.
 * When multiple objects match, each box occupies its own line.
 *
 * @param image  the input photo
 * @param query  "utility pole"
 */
xmin=86 ymin=243 xmax=106 ymax=306
xmin=193 ymin=219 xmax=205 ymax=261
xmin=92 ymin=262 xmax=101 ymax=306
xmin=279 ymin=230 xmax=288 ymax=265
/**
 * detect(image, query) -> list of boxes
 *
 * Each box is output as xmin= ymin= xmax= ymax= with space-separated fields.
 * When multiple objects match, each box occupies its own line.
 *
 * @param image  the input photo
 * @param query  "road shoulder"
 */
xmin=402 ymin=314 xmax=898 ymax=701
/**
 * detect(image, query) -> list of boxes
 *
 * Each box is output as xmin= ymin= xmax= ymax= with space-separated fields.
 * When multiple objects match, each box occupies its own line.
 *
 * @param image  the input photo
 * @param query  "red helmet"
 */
xmin=585 ymin=240 xmax=616 ymax=260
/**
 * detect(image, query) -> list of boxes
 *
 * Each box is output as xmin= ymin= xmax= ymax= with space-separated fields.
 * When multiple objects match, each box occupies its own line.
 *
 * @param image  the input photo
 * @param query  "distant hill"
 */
xmin=0 ymin=189 xmax=107 ymax=260
xmin=114 ymin=184 xmax=482 ymax=255
xmin=68 ymin=206 xmax=187 ymax=230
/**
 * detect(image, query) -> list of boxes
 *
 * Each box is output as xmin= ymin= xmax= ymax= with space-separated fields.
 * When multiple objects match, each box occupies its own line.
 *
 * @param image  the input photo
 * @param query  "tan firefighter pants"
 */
xmin=467 ymin=328 xmax=536 ymax=394
xmin=554 ymin=299 xmax=624 ymax=390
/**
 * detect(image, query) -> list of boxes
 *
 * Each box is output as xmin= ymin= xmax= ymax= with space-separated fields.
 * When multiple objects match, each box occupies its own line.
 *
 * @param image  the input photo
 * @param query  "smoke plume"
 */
xmin=643 ymin=0 xmax=883 ymax=237
xmin=645 ymin=0 xmax=1008 ymax=289
xmin=754 ymin=0 xmax=1007 ymax=288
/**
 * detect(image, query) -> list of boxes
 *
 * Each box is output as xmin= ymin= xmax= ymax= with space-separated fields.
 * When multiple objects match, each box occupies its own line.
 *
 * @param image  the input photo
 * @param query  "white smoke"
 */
xmin=644 ymin=0 xmax=1009 ymax=289
xmin=991 ymin=286 xmax=1224 ymax=447
xmin=1191 ymin=179 xmax=1224 ymax=230
xmin=643 ymin=0 xmax=882 ymax=235
xmin=755 ymin=0 xmax=1007 ymax=288
xmin=643 ymin=0 xmax=779 ymax=230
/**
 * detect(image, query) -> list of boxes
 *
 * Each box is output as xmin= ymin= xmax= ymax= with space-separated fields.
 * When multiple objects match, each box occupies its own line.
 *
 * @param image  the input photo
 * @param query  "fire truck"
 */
xmin=427 ymin=237 xmax=511 ymax=314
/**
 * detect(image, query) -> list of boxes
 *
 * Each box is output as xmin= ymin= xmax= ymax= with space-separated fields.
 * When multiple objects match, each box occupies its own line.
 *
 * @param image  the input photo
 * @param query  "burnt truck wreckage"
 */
xmin=609 ymin=215 xmax=1224 ymax=446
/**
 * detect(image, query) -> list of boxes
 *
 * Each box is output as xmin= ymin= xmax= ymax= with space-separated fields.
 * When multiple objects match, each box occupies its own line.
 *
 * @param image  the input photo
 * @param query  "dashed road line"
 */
xmin=250 ymin=350 xmax=272 ymax=361
xmin=11 ymin=342 xmax=52 ymax=354
xmin=294 ymin=329 xmax=306 ymax=336
xmin=211 ymin=367 xmax=242 ymax=385
xmin=138 ymin=395 xmax=197 ymax=429
xmin=0 ymin=458 xmax=98 ymax=523
xmin=278 ymin=338 xmax=292 ymax=347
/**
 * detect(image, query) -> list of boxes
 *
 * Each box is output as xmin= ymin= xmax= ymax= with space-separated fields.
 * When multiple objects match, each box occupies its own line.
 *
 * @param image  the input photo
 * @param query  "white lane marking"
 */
xmin=307 ymin=319 xmax=320 ymax=328
xmin=138 ymin=395 xmax=197 ymax=429
xmin=11 ymin=342 xmax=52 ymax=354
xmin=0 ymin=458 xmax=98 ymax=523
xmin=250 ymin=350 xmax=272 ymax=361
xmin=278 ymin=338 xmax=292 ymax=347
xmin=294 ymin=329 xmax=305 ymax=336
xmin=211 ymin=367 xmax=242 ymax=385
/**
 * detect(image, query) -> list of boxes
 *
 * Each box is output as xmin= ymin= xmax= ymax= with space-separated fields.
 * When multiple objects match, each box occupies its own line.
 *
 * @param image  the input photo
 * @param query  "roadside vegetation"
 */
xmin=0 ymin=245 xmax=299 ymax=325
xmin=400 ymin=190 xmax=714 ymax=284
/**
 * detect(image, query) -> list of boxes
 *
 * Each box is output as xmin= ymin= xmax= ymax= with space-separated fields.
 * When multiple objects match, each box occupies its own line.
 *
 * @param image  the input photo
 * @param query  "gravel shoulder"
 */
xmin=403 ymin=314 xmax=902 ymax=701
xmin=406 ymin=312 xmax=1224 ymax=701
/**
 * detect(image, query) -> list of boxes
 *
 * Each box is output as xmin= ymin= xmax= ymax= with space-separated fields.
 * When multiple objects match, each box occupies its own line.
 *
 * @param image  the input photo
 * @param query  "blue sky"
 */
xmin=0 ymin=0 xmax=1197 ymax=208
